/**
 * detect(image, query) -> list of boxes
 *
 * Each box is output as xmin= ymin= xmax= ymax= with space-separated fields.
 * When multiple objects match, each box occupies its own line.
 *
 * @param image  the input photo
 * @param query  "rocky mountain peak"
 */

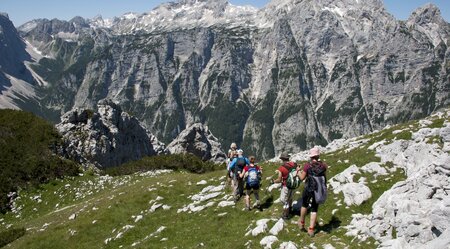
xmin=57 ymin=101 xmax=167 ymax=169
xmin=0 ymin=12 xmax=33 ymax=85
xmin=167 ymin=123 xmax=226 ymax=163
xmin=88 ymin=0 xmax=257 ymax=33
xmin=0 ymin=12 xmax=9 ymax=20
xmin=408 ymin=3 xmax=444 ymax=25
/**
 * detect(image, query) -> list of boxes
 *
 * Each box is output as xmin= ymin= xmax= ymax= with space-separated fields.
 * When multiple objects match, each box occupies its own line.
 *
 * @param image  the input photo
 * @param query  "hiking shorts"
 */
xmin=245 ymin=184 xmax=260 ymax=191
xmin=280 ymin=186 xmax=294 ymax=209
xmin=245 ymin=188 xmax=259 ymax=196
xmin=302 ymin=190 xmax=319 ymax=212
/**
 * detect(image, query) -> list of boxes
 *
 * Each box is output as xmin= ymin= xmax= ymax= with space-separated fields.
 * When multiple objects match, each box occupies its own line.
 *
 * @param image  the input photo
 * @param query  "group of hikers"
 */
xmin=226 ymin=143 xmax=327 ymax=237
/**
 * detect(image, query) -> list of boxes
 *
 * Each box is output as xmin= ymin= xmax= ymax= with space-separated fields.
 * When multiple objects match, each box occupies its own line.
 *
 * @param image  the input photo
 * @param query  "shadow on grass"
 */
xmin=318 ymin=215 xmax=342 ymax=233
xmin=261 ymin=196 xmax=274 ymax=210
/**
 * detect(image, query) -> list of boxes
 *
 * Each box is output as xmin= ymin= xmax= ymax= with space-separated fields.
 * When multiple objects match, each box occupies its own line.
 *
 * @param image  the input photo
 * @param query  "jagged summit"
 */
xmin=81 ymin=0 xmax=258 ymax=33
xmin=0 ymin=12 xmax=9 ymax=19
xmin=406 ymin=3 xmax=450 ymax=47
xmin=408 ymin=3 xmax=444 ymax=25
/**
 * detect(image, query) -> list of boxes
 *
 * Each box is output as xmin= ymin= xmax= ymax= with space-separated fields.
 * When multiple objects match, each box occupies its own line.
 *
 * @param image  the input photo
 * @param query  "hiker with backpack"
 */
xmin=298 ymin=147 xmax=328 ymax=237
xmin=229 ymin=149 xmax=250 ymax=202
xmin=226 ymin=143 xmax=238 ymax=188
xmin=239 ymin=156 xmax=262 ymax=211
xmin=270 ymin=153 xmax=300 ymax=219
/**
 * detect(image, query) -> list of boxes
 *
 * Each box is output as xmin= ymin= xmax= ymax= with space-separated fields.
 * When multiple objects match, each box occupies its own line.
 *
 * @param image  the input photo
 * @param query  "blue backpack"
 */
xmin=246 ymin=166 xmax=260 ymax=188
xmin=234 ymin=157 xmax=246 ymax=174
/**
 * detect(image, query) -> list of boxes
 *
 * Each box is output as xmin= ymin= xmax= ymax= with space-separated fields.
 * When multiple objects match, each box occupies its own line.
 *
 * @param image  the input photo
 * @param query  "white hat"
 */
xmin=309 ymin=147 xmax=320 ymax=157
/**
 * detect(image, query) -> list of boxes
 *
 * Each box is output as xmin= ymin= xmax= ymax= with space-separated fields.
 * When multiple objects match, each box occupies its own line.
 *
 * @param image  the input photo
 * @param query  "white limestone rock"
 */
xmin=279 ymin=241 xmax=298 ymax=249
xmin=342 ymin=183 xmax=372 ymax=206
xmin=269 ymin=218 xmax=284 ymax=236
xmin=329 ymin=165 xmax=361 ymax=194
xmin=260 ymin=235 xmax=278 ymax=248
xmin=360 ymin=162 xmax=388 ymax=177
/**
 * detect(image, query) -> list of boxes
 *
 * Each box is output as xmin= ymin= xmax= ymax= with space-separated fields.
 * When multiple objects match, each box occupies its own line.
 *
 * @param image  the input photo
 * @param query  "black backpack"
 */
xmin=234 ymin=157 xmax=246 ymax=174
xmin=306 ymin=162 xmax=327 ymax=204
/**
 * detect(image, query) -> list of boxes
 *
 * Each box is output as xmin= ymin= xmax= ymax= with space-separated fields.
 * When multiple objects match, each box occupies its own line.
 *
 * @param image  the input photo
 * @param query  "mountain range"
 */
xmin=0 ymin=0 xmax=449 ymax=159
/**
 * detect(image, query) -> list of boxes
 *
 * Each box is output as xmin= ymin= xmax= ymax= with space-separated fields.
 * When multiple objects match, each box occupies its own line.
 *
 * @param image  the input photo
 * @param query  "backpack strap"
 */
xmin=282 ymin=162 xmax=294 ymax=171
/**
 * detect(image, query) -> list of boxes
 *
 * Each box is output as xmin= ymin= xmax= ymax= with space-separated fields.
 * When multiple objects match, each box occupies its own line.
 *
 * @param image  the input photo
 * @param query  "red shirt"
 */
xmin=243 ymin=164 xmax=261 ymax=173
xmin=277 ymin=161 xmax=297 ymax=186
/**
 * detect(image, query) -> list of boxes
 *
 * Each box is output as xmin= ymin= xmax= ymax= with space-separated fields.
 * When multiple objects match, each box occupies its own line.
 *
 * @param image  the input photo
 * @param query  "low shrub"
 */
xmin=0 ymin=110 xmax=81 ymax=213
xmin=0 ymin=227 xmax=26 ymax=247
xmin=103 ymin=153 xmax=222 ymax=176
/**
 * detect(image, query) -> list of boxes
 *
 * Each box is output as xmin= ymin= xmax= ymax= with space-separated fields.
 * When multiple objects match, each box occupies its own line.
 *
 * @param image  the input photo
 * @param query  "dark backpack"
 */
xmin=246 ymin=166 xmax=261 ymax=188
xmin=283 ymin=163 xmax=301 ymax=189
xmin=306 ymin=162 xmax=327 ymax=204
xmin=234 ymin=157 xmax=246 ymax=174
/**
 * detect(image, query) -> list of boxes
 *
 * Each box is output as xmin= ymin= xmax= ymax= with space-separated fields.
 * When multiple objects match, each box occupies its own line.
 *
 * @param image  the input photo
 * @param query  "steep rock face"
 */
xmin=56 ymin=100 xmax=166 ymax=168
xmin=1 ymin=0 xmax=450 ymax=159
xmin=0 ymin=13 xmax=33 ymax=84
xmin=0 ymin=13 xmax=39 ymax=110
xmin=167 ymin=123 xmax=226 ymax=163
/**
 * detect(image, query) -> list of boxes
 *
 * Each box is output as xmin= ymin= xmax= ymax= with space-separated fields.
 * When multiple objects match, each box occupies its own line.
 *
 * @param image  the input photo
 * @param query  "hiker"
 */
xmin=239 ymin=156 xmax=262 ymax=211
xmin=298 ymin=147 xmax=327 ymax=237
xmin=270 ymin=153 xmax=299 ymax=219
xmin=229 ymin=149 xmax=250 ymax=202
xmin=226 ymin=143 xmax=238 ymax=188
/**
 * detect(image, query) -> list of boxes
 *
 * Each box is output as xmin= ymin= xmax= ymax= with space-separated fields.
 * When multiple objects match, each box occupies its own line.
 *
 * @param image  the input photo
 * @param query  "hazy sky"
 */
xmin=1 ymin=0 xmax=449 ymax=27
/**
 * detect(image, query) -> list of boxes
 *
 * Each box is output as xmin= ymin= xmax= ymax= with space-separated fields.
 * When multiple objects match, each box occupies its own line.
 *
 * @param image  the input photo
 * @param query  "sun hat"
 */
xmin=279 ymin=153 xmax=290 ymax=160
xmin=309 ymin=147 xmax=320 ymax=158
xmin=237 ymin=149 xmax=244 ymax=155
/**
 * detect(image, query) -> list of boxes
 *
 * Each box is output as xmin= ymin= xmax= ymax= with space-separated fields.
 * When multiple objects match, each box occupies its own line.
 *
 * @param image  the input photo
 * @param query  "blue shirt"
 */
xmin=229 ymin=156 xmax=250 ymax=171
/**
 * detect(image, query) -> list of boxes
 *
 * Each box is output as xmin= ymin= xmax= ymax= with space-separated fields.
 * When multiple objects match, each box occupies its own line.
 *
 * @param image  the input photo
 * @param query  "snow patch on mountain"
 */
xmin=90 ymin=0 xmax=258 ymax=34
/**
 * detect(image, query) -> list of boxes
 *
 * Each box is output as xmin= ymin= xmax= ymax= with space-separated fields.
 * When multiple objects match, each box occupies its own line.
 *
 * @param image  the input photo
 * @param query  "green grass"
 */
xmin=0 ymin=131 xmax=410 ymax=249
xmin=0 ymin=158 xmax=405 ymax=249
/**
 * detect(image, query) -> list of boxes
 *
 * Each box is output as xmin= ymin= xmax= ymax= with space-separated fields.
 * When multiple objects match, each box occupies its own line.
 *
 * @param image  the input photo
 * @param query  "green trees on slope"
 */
xmin=0 ymin=109 xmax=80 ymax=213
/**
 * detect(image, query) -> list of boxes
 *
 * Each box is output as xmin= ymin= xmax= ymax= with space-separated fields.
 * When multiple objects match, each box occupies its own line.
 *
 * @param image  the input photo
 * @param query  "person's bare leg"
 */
xmin=245 ymin=194 xmax=250 ymax=210
xmin=308 ymin=212 xmax=317 ymax=236
xmin=254 ymin=190 xmax=260 ymax=208
xmin=298 ymin=207 xmax=307 ymax=230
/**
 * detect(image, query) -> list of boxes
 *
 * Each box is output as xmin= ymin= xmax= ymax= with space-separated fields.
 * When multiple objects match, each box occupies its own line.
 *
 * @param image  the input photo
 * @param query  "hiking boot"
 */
xmin=308 ymin=227 xmax=315 ymax=237
xmin=299 ymin=220 xmax=306 ymax=232
xmin=281 ymin=208 xmax=290 ymax=220
xmin=254 ymin=201 xmax=261 ymax=211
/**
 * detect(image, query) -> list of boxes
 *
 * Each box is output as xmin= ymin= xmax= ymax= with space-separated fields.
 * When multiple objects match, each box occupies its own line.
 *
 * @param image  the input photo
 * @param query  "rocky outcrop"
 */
xmin=56 ymin=100 xmax=167 ymax=168
xmin=167 ymin=123 xmax=226 ymax=163
xmin=344 ymin=110 xmax=450 ymax=248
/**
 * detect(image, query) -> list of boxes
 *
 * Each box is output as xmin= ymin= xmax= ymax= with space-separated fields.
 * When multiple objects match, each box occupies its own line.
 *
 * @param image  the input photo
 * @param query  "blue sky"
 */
xmin=1 ymin=0 xmax=449 ymax=27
